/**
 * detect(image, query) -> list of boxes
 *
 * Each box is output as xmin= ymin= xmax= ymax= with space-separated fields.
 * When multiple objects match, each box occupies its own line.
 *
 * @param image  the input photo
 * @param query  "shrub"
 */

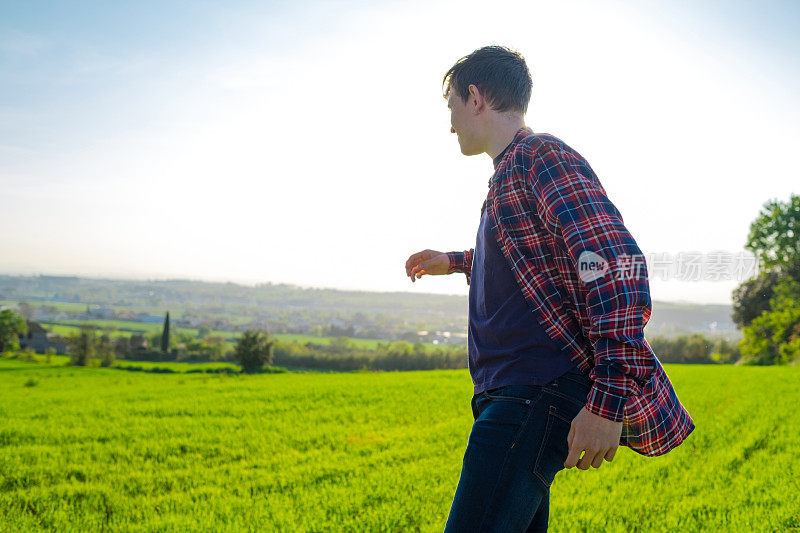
xmin=67 ymin=325 xmax=97 ymax=366
xmin=233 ymin=330 xmax=275 ymax=374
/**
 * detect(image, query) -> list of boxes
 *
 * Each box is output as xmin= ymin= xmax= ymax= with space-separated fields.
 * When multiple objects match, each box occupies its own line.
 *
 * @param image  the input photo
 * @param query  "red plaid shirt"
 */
xmin=447 ymin=127 xmax=695 ymax=457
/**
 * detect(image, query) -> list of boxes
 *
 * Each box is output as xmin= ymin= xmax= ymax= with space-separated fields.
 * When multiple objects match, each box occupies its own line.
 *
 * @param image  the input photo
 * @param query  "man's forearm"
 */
xmin=581 ymin=250 xmax=657 ymax=422
xmin=585 ymin=337 xmax=655 ymax=422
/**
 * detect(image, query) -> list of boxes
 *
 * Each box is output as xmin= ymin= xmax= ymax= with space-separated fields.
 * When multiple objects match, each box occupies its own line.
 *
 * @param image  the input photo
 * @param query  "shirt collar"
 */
xmin=493 ymin=142 xmax=513 ymax=169
xmin=488 ymin=126 xmax=534 ymax=187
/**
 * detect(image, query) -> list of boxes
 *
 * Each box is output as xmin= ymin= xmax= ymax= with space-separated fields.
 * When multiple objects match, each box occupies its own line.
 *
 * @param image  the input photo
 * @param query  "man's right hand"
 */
xmin=405 ymin=249 xmax=450 ymax=283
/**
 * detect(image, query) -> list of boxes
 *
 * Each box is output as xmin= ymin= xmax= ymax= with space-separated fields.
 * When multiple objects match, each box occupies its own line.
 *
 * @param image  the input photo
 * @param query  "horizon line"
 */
xmin=0 ymin=269 xmax=733 ymax=306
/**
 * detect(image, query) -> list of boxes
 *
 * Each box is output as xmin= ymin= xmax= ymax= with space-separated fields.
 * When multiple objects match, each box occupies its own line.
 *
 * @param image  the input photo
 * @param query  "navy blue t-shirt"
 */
xmin=467 ymin=144 xmax=579 ymax=395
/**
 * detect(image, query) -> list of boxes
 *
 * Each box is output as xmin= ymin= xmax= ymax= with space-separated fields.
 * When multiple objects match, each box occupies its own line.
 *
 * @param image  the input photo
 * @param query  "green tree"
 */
xmin=161 ymin=312 xmax=171 ymax=354
xmin=233 ymin=330 xmax=275 ymax=373
xmin=0 ymin=309 xmax=27 ymax=353
xmin=196 ymin=325 xmax=212 ymax=339
xmin=204 ymin=336 xmax=226 ymax=361
xmin=731 ymin=269 xmax=781 ymax=329
xmin=388 ymin=341 xmax=413 ymax=357
xmin=129 ymin=334 xmax=147 ymax=352
xmin=709 ymin=337 xmax=740 ymax=364
xmin=732 ymin=194 xmax=800 ymax=364
xmin=738 ymin=278 xmax=800 ymax=365
xmin=147 ymin=331 xmax=162 ymax=351
xmin=114 ymin=336 xmax=131 ymax=357
xmin=733 ymin=194 xmax=800 ymax=328
xmin=98 ymin=334 xmax=115 ymax=367
xmin=745 ymin=193 xmax=800 ymax=277
xmin=68 ymin=325 xmax=97 ymax=366
xmin=328 ymin=336 xmax=355 ymax=354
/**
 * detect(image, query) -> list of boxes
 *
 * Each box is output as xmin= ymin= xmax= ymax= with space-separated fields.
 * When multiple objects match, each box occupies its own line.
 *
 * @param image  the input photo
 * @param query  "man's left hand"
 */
xmin=564 ymin=407 xmax=623 ymax=470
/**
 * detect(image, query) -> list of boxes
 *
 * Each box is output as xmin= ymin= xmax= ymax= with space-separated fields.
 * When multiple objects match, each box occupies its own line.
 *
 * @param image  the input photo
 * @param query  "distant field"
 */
xmin=35 ymin=320 xmax=441 ymax=351
xmin=0 ymin=300 xmax=93 ymax=312
xmin=0 ymin=300 xmax=191 ymax=316
xmin=43 ymin=324 xmax=151 ymax=339
xmin=4 ymin=354 xmax=243 ymax=373
xmin=0 ymin=360 xmax=798 ymax=531
xmin=112 ymin=360 xmax=244 ymax=373
xmin=3 ymin=298 xmax=456 ymax=350
xmin=269 ymin=333 xmax=396 ymax=349
xmin=40 ymin=322 xmax=222 ymax=342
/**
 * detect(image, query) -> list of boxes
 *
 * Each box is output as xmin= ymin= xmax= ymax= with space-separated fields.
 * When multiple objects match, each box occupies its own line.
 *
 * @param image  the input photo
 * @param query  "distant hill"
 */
xmin=645 ymin=300 xmax=738 ymax=340
xmin=0 ymin=275 xmax=739 ymax=342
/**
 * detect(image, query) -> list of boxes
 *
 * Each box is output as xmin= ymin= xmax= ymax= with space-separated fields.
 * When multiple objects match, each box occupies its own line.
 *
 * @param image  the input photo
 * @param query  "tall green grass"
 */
xmin=0 ymin=361 xmax=797 ymax=531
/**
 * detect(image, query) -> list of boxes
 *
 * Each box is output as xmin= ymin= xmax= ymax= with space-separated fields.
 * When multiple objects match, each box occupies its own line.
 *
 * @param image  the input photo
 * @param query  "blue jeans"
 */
xmin=444 ymin=371 xmax=593 ymax=532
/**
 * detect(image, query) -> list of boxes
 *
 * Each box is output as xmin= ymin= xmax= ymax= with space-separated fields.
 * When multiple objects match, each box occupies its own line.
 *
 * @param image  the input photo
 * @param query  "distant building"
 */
xmin=18 ymin=321 xmax=67 ymax=355
xmin=429 ymin=331 xmax=452 ymax=344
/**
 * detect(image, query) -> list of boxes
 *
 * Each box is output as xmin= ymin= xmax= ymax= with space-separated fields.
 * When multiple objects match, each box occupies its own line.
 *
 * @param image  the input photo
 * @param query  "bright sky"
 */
xmin=1 ymin=0 xmax=798 ymax=305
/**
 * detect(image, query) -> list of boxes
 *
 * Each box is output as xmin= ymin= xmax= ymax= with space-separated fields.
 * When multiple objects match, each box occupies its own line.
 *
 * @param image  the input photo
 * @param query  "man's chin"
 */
xmin=457 ymin=141 xmax=476 ymax=156
xmin=460 ymin=146 xmax=481 ymax=156
xmin=456 ymin=137 xmax=481 ymax=156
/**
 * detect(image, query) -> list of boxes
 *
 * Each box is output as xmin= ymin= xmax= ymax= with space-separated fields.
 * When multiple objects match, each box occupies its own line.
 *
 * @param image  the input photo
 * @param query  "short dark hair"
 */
xmin=443 ymin=45 xmax=532 ymax=114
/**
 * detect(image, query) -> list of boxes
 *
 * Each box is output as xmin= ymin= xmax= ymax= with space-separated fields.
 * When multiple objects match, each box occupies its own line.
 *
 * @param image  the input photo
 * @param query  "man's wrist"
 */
xmin=446 ymin=251 xmax=465 ymax=274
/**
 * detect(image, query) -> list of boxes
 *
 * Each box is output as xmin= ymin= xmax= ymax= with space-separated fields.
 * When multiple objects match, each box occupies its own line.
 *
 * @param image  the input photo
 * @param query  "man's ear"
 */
xmin=468 ymin=84 xmax=485 ymax=114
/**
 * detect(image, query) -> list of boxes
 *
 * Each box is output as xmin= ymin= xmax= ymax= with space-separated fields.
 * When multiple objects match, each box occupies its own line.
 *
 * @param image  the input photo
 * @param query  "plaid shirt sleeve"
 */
xmin=525 ymin=143 xmax=656 ymax=423
xmin=446 ymin=249 xmax=474 ymax=285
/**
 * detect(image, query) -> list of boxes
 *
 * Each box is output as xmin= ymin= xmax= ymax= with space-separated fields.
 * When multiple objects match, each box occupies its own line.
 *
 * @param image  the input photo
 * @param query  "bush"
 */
xmin=271 ymin=338 xmax=468 ymax=372
xmin=67 ymin=325 xmax=97 ymax=366
xmin=98 ymin=335 xmax=115 ymax=367
xmin=647 ymin=333 xmax=740 ymax=364
xmin=233 ymin=330 xmax=275 ymax=374
xmin=21 ymin=347 xmax=36 ymax=362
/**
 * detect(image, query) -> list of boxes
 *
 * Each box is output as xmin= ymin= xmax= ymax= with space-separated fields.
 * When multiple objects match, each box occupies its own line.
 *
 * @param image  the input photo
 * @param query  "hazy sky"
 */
xmin=2 ymin=0 xmax=798 ymax=304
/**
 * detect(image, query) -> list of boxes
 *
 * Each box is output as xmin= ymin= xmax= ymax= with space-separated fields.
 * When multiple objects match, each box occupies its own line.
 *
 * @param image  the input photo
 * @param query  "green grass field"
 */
xmin=0 ymin=301 xmax=92 ymax=313
xmin=39 ymin=320 xmax=233 ymax=340
xmin=37 ymin=320 xmax=436 ymax=351
xmin=0 ymin=359 xmax=798 ymax=532
xmin=2 ymin=298 xmax=452 ymax=351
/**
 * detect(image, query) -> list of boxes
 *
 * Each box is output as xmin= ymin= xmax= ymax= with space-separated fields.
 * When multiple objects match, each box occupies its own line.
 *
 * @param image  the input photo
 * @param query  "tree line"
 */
xmin=3 ymin=305 xmax=744 ymax=371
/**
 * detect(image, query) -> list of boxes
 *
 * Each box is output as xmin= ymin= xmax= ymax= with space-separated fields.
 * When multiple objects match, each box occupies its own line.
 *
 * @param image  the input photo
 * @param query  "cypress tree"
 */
xmin=161 ymin=311 xmax=170 ymax=353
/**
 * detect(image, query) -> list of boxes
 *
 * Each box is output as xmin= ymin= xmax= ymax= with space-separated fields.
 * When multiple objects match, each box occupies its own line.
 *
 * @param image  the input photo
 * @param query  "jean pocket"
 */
xmin=558 ymin=370 xmax=592 ymax=387
xmin=532 ymin=403 xmax=576 ymax=489
xmin=546 ymin=373 xmax=592 ymax=411
xmin=471 ymin=392 xmax=538 ymax=453
xmin=483 ymin=385 xmax=542 ymax=406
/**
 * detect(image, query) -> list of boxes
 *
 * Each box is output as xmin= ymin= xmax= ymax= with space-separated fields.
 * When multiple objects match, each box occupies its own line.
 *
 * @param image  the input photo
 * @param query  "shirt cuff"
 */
xmin=585 ymin=380 xmax=629 ymax=423
xmin=446 ymin=251 xmax=466 ymax=274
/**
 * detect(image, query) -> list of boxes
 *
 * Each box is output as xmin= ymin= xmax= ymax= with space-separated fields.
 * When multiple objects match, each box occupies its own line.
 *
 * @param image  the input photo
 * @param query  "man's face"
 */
xmin=447 ymin=85 xmax=483 ymax=156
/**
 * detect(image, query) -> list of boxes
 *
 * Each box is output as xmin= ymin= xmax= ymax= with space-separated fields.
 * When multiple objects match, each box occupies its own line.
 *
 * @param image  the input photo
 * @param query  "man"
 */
xmin=404 ymin=46 xmax=695 ymax=532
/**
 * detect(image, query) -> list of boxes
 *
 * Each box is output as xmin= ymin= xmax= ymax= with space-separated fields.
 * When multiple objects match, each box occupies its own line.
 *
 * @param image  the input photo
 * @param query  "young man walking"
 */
xmin=404 ymin=46 xmax=695 ymax=532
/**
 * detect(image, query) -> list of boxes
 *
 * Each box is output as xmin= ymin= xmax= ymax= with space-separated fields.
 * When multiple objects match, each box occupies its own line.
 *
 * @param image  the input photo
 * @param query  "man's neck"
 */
xmin=485 ymin=115 xmax=527 ymax=160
